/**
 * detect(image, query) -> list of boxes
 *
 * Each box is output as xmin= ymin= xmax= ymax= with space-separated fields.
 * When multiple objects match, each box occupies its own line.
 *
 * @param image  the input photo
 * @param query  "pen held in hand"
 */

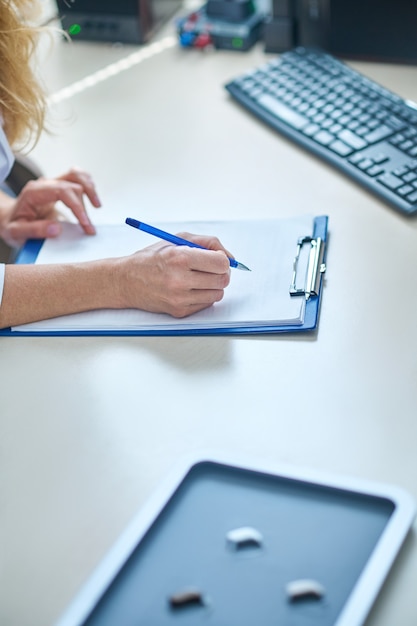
xmin=125 ymin=217 xmax=251 ymax=271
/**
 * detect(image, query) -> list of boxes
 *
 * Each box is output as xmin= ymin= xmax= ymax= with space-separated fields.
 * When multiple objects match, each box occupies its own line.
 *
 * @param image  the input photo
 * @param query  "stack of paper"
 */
xmin=12 ymin=215 xmax=315 ymax=334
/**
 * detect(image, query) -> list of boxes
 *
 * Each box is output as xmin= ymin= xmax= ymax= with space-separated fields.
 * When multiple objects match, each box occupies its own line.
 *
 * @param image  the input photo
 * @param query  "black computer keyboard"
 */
xmin=225 ymin=47 xmax=417 ymax=216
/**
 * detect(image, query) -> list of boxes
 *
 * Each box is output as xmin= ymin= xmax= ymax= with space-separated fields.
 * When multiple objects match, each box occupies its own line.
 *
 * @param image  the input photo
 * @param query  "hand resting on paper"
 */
xmin=0 ymin=168 xmax=101 ymax=248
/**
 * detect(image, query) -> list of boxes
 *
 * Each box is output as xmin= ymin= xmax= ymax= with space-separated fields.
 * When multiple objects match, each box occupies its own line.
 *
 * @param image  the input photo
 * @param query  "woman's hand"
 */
xmin=117 ymin=234 xmax=233 ymax=318
xmin=0 ymin=167 xmax=101 ymax=247
xmin=0 ymin=232 xmax=234 ymax=328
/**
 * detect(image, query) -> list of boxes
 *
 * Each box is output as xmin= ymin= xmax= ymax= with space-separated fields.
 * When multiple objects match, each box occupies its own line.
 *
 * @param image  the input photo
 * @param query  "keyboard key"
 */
xmin=329 ymin=123 xmax=342 ymax=134
xmin=329 ymin=140 xmax=352 ymax=156
xmin=372 ymin=153 xmax=389 ymax=164
xmin=377 ymin=173 xmax=403 ymax=190
xmin=399 ymin=140 xmax=414 ymax=151
xmin=389 ymin=136 xmax=403 ymax=146
xmin=393 ymin=166 xmax=409 ymax=176
xmin=303 ymin=123 xmax=321 ymax=136
xmin=338 ymin=129 xmax=368 ymax=150
xmin=401 ymin=171 xmax=417 ymax=183
xmin=404 ymin=127 xmax=417 ymax=138
xmin=356 ymin=158 xmax=374 ymax=171
xmin=249 ymin=87 xmax=263 ymax=98
xmin=364 ymin=125 xmax=393 ymax=143
xmin=406 ymin=190 xmax=417 ymax=202
xmin=367 ymin=165 xmax=385 ymax=176
xmin=397 ymin=184 xmax=414 ymax=196
xmin=386 ymin=115 xmax=406 ymax=130
xmin=367 ymin=119 xmax=379 ymax=130
xmin=348 ymin=152 xmax=367 ymax=164
xmin=321 ymin=118 xmax=333 ymax=129
xmin=347 ymin=120 xmax=360 ymax=131
xmin=356 ymin=126 xmax=369 ymax=137
xmin=339 ymin=114 xmax=351 ymax=125
xmin=257 ymin=94 xmax=309 ymax=129
xmin=313 ymin=113 xmax=326 ymax=124
xmin=314 ymin=130 xmax=334 ymax=145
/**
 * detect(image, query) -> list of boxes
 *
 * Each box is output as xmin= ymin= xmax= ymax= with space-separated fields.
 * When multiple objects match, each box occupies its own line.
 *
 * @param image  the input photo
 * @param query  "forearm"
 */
xmin=0 ymin=241 xmax=231 ymax=328
xmin=0 ymin=259 xmax=124 ymax=328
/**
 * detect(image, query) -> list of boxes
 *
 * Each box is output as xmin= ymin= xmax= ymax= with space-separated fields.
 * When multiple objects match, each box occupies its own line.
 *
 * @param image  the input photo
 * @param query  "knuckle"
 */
xmin=62 ymin=181 xmax=82 ymax=197
xmin=67 ymin=166 xmax=82 ymax=176
xmin=176 ymin=231 xmax=191 ymax=239
xmin=171 ymin=247 xmax=190 ymax=269
xmin=167 ymin=299 xmax=189 ymax=318
xmin=215 ymin=289 xmax=225 ymax=302
xmin=221 ymin=272 xmax=230 ymax=288
xmin=23 ymin=179 xmax=38 ymax=192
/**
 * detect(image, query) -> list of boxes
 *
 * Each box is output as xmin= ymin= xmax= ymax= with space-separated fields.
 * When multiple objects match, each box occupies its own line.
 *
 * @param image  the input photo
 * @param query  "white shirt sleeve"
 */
xmin=0 ymin=263 xmax=5 ymax=307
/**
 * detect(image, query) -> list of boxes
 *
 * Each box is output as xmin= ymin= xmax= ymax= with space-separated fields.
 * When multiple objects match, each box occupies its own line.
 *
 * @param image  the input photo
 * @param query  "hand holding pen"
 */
xmin=119 ymin=218 xmax=247 ymax=318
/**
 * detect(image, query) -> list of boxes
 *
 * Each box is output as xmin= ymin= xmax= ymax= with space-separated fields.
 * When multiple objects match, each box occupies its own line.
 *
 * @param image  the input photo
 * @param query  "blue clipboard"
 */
xmin=1 ymin=216 xmax=328 ymax=337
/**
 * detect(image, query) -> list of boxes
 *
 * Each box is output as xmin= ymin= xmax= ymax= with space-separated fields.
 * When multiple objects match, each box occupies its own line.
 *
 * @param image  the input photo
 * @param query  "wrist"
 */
xmin=110 ymin=255 xmax=140 ymax=310
xmin=107 ymin=257 xmax=129 ymax=309
xmin=80 ymin=257 xmax=128 ymax=311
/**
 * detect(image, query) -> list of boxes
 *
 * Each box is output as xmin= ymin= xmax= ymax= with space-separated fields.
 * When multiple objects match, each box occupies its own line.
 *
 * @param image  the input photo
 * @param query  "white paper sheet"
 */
xmin=14 ymin=216 xmax=313 ymax=332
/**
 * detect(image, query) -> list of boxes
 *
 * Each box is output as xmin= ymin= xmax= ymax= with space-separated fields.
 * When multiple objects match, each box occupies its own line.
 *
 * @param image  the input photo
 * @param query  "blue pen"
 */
xmin=125 ymin=217 xmax=251 ymax=271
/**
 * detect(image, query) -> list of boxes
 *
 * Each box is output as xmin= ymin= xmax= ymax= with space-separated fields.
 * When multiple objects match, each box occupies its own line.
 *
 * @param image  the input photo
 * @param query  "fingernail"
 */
xmin=46 ymin=223 xmax=61 ymax=237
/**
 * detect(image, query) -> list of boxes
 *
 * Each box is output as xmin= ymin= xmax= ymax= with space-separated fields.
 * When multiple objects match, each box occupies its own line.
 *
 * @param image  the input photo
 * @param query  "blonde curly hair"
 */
xmin=0 ymin=0 xmax=47 ymax=150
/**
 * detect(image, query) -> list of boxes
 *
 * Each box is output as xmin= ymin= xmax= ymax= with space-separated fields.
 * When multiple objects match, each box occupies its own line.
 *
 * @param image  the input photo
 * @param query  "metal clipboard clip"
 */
xmin=290 ymin=236 xmax=326 ymax=300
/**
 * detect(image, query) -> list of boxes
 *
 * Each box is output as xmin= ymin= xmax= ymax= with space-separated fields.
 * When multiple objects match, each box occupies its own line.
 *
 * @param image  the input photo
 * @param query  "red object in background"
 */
xmin=194 ymin=32 xmax=212 ymax=47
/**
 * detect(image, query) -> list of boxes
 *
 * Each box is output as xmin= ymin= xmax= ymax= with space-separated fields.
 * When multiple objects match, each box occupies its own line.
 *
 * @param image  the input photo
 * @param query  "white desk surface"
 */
xmin=1 ymin=16 xmax=417 ymax=626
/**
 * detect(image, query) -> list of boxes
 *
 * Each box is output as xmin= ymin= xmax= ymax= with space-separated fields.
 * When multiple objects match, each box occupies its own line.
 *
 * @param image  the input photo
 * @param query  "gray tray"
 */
xmin=56 ymin=455 xmax=416 ymax=626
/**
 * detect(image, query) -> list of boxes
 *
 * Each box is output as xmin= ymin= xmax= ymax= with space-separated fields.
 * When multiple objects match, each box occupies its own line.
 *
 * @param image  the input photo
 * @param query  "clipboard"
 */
xmin=54 ymin=453 xmax=416 ymax=626
xmin=1 ymin=215 xmax=328 ymax=337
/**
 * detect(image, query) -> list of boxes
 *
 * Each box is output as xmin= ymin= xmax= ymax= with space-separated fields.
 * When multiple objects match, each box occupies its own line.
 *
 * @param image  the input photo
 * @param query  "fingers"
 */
xmin=167 ymin=291 xmax=226 ymax=318
xmin=158 ymin=244 xmax=231 ymax=288
xmin=49 ymin=180 xmax=97 ymax=235
xmin=4 ymin=218 xmax=63 ymax=247
xmin=176 ymin=231 xmax=235 ymax=259
xmin=187 ymin=249 xmax=231 ymax=286
xmin=57 ymin=167 xmax=101 ymax=208
xmin=15 ymin=174 xmax=99 ymax=235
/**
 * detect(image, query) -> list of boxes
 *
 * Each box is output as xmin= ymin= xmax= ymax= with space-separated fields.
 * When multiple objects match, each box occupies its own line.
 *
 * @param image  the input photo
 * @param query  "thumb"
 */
xmin=8 ymin=219 xmax=62 ymax=242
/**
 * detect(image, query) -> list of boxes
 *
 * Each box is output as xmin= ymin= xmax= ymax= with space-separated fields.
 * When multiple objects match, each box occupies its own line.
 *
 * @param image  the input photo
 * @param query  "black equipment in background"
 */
xmin=264 ymin=0 xmax=417 ymax=64
xmin=55 ymin=0 xmax=182 ymax=44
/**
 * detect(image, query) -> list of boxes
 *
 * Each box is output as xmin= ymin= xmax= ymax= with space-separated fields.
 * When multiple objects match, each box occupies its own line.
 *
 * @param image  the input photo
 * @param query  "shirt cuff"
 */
xmin=0 ymin=263 xmax=5 ymax=307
